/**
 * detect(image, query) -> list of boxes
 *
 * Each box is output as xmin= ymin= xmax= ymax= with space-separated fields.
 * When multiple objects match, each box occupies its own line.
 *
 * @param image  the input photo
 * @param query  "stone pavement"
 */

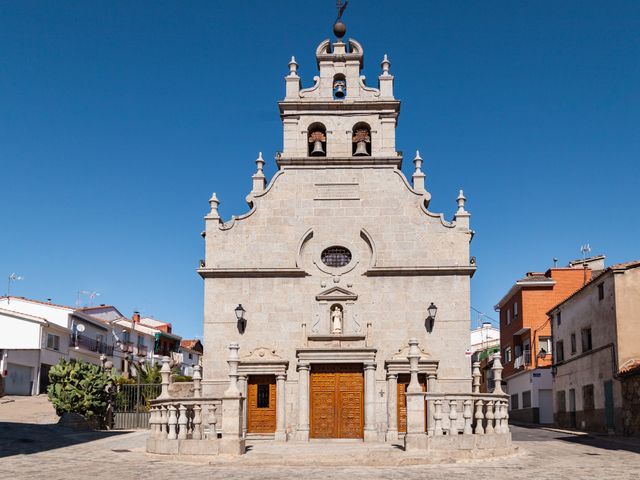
xmin=1 ymin=424 xmax=640 ymax=480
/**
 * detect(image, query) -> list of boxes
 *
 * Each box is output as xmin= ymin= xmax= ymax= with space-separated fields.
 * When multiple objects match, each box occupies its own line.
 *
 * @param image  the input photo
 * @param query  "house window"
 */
xmin=257 ymin=384 xmax=270 ymax=408
xmin=514 ymin=302 xmax=518 ymax=319
xmin=510 ymin=394 xmax=519 ymax=410
xmin=47 ymin=334 xmax=60 ymax=351
xmin=137 ymin=335 xmax=144 ymax=346
xmin=556 ymin=312 xmax=561 ymax=326
xmin=539 ymin=336 xmax=552 ymax=355
xmin=583 ymin=384 xmax=595 ymax=411
xmin=598 ymin=283 xmax=604 ymax=301
xmin=556 ymin=390 xmax=566 ymax=412
xmin=506 ymin=309 xmax=511 ymax=325
xmin=188 ymin=353 xmax=193 ymax=360
xmin=570 ymin=334 xmax=576 ymax=354
xmin=522 ymin=390 xmax=532 ymax=409
xmin=581 ymin=328 xmax=592 ymax=352
xmin=556 ymin=340 xmax=564 ymax=362
xmin=504 ymin=346 xmax=512 ymax=363
xmin=123 ymin=331 xmax=131 ymax=343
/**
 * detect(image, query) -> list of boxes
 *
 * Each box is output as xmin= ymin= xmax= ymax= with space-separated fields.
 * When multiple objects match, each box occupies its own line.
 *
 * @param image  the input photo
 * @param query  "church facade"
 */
xmin=199 ymin=26 xmax=476 ymax=443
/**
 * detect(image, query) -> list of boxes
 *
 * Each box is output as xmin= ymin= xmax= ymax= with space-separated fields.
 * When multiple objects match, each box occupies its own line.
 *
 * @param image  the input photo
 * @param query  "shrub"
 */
xmin=47 ymin=359 xmax=117 ymax=422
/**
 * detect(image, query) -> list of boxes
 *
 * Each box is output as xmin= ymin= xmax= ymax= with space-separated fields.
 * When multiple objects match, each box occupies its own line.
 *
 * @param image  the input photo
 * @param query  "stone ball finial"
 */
xmin=333 ymin=21 xmax=346 ymax=39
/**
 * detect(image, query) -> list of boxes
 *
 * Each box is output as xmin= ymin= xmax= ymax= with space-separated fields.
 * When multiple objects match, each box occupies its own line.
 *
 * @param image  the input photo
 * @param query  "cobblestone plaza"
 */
xmin=1 ymin=423 xmax=639 ymax=480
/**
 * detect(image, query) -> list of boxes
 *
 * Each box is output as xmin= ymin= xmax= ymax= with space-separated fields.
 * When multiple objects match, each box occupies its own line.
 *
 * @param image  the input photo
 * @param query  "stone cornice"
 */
xmin=364 ymin=265 xmax=477 ymax=277
xmin=276 ymin=155 xmax=402 ymax=168
xmin=197 ymin=267 xmax=308 ymax=278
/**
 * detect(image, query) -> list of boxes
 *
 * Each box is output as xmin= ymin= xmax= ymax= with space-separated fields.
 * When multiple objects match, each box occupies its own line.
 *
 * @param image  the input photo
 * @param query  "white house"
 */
xmin=470 ymin=322 xmax=501 ymax=362
xmin=177 ymin=339 xmax=203 ymax=377
xmin=0 ymin=297 xmax=73 ymax=395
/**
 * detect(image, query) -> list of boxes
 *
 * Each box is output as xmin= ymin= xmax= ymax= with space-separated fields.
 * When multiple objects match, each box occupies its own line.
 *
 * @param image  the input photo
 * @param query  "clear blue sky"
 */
xmin=1 ymin=1 xmax=638 ymax=339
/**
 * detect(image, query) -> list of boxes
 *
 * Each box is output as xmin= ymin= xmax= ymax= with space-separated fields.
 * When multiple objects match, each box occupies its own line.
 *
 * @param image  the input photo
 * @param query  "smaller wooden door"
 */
xmin=247 ymin=375 xmax=276 ymax=433
xmin=397 ymin=374 xmax=426 ymax=433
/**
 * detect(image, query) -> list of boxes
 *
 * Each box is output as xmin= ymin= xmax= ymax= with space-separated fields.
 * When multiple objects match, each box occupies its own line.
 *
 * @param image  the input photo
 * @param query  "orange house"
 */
xmin=494 ymin=256 xmax=604 ymax=424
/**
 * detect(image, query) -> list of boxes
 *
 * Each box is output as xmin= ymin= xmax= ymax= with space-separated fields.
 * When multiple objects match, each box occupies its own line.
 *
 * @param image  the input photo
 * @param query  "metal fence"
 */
xmin=113 ymin=383 xmax=161 ymax=430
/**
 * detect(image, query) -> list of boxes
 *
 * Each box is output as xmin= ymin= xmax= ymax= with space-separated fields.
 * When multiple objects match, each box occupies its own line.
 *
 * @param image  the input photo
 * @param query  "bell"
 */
xmin=334 ymin=84 xmax=345 ymax=99
xmin=311 ymin=140 xmax=325 ymax=156
xmin=353 ymin=140 xmax=369 ymax=156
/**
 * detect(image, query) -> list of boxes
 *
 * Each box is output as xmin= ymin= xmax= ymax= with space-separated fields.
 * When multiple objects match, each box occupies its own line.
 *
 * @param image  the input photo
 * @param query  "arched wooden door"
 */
xmin=247 ymin=375 xmax=276 ymax=433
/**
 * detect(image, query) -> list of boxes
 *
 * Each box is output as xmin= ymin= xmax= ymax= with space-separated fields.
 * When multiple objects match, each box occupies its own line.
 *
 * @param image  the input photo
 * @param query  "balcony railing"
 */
xmin=121 ymin=341 xmax=135 ymax=353
xmin=70 ymin=334 xmax=114 ymax=356
xmin=135 ymin=344 xmax=148 ymax=356
xmin=514 ymin=350 xmax=532 ymax=369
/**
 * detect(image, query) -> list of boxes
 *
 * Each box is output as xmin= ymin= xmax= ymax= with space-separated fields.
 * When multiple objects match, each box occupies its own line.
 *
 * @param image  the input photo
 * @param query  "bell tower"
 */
xmin=278 ymin=19 xmax=401 ymax=166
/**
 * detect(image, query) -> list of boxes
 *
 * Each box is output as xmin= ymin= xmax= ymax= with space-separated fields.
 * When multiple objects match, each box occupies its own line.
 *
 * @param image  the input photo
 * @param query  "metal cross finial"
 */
xmin=336 ymin=0 xmax=348 ymax=21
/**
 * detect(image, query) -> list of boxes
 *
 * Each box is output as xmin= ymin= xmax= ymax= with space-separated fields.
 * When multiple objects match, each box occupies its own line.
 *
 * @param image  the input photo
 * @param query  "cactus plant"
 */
xmin=47 ymin=359 xmax=117 ymax=422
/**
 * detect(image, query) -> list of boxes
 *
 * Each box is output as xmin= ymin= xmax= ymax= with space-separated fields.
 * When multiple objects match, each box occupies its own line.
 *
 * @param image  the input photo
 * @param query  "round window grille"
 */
xmin=321 ymin=246 xmax=352 ymax=268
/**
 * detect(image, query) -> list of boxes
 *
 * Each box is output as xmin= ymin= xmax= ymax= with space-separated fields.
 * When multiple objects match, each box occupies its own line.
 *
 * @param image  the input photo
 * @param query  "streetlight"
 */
xmin=426 ymin=302 xmax=438 ymax=333
xmin=235 ymin=304 xmax=247 ymax=334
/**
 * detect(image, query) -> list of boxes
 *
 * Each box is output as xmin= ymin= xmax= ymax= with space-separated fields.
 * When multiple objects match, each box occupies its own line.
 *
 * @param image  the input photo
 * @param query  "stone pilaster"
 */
xmin=295 ymin=362 xmax=310 ymax=441
xmin=386 ymin=372 xmax=398 ymax=442
xmin=275 ymin=374 xmax=287 ymax=441
xmin=363 ymin=362 xmax=377 ymax=442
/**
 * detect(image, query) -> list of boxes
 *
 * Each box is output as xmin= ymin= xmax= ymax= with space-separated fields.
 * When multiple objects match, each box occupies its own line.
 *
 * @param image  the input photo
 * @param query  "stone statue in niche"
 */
xmin=331 ymin=305 xmax=343 ymax=334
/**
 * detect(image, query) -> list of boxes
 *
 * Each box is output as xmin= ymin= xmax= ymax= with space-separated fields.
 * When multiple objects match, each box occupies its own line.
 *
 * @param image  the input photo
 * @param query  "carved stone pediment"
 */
xmin=391 ymin=344 xmax=430 ymax=360
xmin=241 ymin=347 xmax=283 ymax=362
xmin=315 ymin=286 xmax=358 ymax=301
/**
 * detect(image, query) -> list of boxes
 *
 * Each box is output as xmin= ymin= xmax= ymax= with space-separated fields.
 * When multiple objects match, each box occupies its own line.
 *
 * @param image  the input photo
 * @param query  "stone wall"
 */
xmin=622 ymin=373 xmax=640 ymax=436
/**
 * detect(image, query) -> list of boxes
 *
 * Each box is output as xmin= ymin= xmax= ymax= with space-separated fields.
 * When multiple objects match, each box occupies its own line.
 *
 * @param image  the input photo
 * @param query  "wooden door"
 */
xmin=397 ymin=373 xmax=426 ymax=433
xmin=247 ymin=375 xmax=276 ymax=433
xmin=310 ymin=364 xmax=364 ymax=438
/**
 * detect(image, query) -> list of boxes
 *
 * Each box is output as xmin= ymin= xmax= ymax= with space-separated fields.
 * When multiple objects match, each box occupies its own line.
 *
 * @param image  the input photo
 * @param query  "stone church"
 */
xmin=199 ymin=22 xmax=476 ymax=443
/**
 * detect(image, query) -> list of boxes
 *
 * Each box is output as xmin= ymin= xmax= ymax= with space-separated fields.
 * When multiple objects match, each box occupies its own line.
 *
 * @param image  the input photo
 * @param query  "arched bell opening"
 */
xmin=308 ymin=123 xmax=327 ymax=157
xmin=352 ymin=122 xmax=371 ymax=156
xmin=333 ymin=74 xmax=346 ymax=100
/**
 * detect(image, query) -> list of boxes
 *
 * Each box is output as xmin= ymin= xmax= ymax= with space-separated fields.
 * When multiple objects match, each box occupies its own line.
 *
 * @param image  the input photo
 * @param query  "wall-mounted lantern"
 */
xmin=426 ymin=302 xmax=438 ymax=333
xmin=235 ymin=304 xmax=246 ymax=334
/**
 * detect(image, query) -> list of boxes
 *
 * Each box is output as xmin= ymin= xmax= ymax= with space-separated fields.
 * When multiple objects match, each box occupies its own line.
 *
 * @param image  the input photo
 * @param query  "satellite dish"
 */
xmin=76 ymin=324 xmax=85 ymax=333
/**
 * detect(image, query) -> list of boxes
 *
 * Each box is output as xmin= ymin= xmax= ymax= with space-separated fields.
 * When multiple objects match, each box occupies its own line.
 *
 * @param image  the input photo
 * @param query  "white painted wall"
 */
xmin=0 ymin=298 xmax=72 ymax=329
xmin=0 ymin=311 xmax=42 ymax=349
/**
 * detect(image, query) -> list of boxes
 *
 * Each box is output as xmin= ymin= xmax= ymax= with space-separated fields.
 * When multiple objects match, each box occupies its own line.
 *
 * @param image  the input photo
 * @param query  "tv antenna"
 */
xmin=7 ymin=273 xmax=24 ymax=300
xmin=76 ymin=290 xmax=101 ymax=307
xmin=580 ymin=243 xmax=591 ymax=261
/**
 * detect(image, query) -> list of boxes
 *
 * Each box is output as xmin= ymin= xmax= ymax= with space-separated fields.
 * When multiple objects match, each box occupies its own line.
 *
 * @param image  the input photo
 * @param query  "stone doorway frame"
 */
xmin=295 ymin=347 xmax=377 ymax=442
xmin=238 ymin=347 xmax=289 ymax=441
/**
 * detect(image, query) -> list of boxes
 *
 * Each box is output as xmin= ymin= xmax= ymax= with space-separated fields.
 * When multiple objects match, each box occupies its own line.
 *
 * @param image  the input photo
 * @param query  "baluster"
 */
xmin=448 ymin=399 xmax=459 ymax=435
xmin=192 ymin=404 xmax=203 ymax=440
xmin=207 ymin=404 xmax=218 ymax=439
xmin=463 ymin=399 xmax=472 ymax=435
xmin=485 ymin=400 xmax=495 ymax=434
xmin=167 ymin=404 xmax=178 ymax=440
xmin=178 ymin=404 xmax=188 ymax=440
xmin=159 ymin=405 xmax=168 ymax=439
xmin=474 ymin=399 xmax=485 ymax=435
xmin=434 ymin=399 xmax=443 ymax=436
xmin=495 ymin=399 xmax=504 ymax=433
xmin=149 ymin=406 xmax=158 ymax=436
xmin=503 ymin=400 xmax=510 ymax=433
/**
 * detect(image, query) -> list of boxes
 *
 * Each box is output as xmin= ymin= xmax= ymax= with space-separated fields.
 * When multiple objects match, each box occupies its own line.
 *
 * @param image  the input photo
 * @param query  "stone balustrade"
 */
xmin=146 ymin=349 xmax=244 ymax=456
xmin=425 ymin=392 xmax=510 ymax=437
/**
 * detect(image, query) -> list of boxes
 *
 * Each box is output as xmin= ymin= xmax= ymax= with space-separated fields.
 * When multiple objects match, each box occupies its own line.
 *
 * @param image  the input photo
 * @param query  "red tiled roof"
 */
xmin=180 ymin=339 xmax=203 ymax=353
xmin=619 ymin=359 xmax=640 ymax=376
